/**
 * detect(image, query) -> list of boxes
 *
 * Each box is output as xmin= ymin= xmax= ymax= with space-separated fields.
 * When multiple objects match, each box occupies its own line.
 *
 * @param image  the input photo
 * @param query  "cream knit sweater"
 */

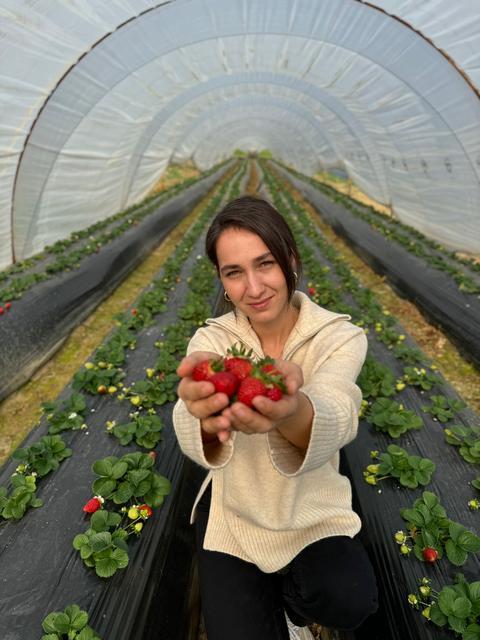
xmin=172 ymin=291 xmax=368 ymax=573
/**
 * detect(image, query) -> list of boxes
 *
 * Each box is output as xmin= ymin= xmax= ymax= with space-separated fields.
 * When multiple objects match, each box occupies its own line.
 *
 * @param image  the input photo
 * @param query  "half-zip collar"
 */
xmin=205 ymin=291 xmax=351 ymax=360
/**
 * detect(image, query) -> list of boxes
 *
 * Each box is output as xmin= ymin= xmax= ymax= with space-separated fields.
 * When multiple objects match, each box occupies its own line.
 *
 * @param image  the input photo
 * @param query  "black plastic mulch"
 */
xmin=273 ymin=163 xmax=480 ymax=371
xmin=0 ymin=195 xmax=230 ymax=640
xmin=0 ymin=163 xmax=232 ymax=403
xmin=263 ymin=178 xmax=480 ymax=640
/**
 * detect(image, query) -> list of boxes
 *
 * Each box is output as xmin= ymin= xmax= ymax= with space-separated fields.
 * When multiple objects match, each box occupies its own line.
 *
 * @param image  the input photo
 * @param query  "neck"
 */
xmin=249 ymin=302 xmax=299 ymax=358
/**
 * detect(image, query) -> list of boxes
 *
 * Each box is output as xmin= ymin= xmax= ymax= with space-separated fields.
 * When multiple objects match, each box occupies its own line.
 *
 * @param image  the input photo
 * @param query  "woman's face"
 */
xmin=216 ymin=227 xmax=290 ymax=323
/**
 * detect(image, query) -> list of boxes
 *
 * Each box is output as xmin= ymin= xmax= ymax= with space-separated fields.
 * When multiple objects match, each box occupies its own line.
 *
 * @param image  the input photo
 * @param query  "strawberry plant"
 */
xmin=94 ymin=326 xmax=137 ymax=367
xmin=91 ymin=452 xmax=170 ymax=506
xmin=399 ymin=365 xmax=443 ymax=391
xmin=42 ymin=393 xmax=88 ymax=434
xmin=444 ymin=425 xmax=480 ymax=464
xmin=72 ymin=363 xmax=125 ymax=396
xmin=364 ymin=445 xmax=435 ymax=488
xmin=397 ymin=491 xmax=480 ymax=566
xmin=11 ymin=435 xmax=72 ymax=477
xmin=408 ymin=574 xmax=480 ymax=639
xmin=357 ymin=357 xmax=396 ymax=399
xmin=106 ymin=412 xmax=163 ymax=449
xmin=75 ymin=454 xmax=167 ymax=578
xmin=392 ymin=343 xmax=427 ymax=365
xmin=0 ymin=473 xmax=42 ymax=520
xmin=366 ymin=398 xmax=423 ymax=437
xmin=41 ymin=604 xmax=102 ymax=640
xmin=73 ymin=509 xmax=130 ymax=578
xmin=125 ymin=372 xmax=179 ymax=408
xmin=422 ymin=395 xmax=467 ymax=422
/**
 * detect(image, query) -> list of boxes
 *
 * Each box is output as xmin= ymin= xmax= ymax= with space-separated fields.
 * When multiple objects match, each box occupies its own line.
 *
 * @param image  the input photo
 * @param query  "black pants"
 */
xmin=195 ymin=486 xmax=378 ymax=640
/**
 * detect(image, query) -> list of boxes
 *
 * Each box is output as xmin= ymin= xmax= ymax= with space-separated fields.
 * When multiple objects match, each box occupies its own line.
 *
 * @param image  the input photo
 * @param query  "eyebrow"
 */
xmin=219 ymin=252 xmax=273 ymax=274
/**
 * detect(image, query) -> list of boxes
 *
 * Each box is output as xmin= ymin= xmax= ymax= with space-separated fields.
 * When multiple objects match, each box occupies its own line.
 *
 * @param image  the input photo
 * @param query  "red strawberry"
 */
xmin=224 ymin=344 xmax=254 ymax=381
xmin=131 ymin=308 xmax=138 ymax=315
xmin=192 ymin=358 xmax=223 ymax=381
xmin=5 ymin=302 xmax=11 ymax=310
xmin=225 ymin=357 xmax=253 ymax=381
xmin=83 ymin=497 xmax=103 ymax=513
xmin=422 ymin=547 xmax=438 ymax=563
xmin=0 ymin=307 xmax=4 ymax=315
xmin=237 ymin=376 xmax=268 ymax=407
xmin=148 ymin=451 xmax=157 ymax=461
xmin=209 ymin=371 xmax=238 ymax=397
xmin=308 ymin=287 xmax=316 ymax=296
xmin=266 ymin=386 xmax=283 ymax=401
xmin=139 ymin=504 xmax=153 ymax=518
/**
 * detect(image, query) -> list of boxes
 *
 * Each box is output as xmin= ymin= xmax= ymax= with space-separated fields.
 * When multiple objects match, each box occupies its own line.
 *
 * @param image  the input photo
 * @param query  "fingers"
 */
xmin=176 ymin=351 xmax=222 ymax=378
xmin=177 ymin=377 xmax=215 ymax=403
xmin=225 ymin=402 xmax=273 ymax=434
xmin=192 ymin=391 xmax=231 ymax=420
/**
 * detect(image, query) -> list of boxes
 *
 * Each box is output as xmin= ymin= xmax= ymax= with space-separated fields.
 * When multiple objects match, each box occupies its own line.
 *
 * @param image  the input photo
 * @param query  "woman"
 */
xmin=173 ymin=196 xmax=378 ymax=640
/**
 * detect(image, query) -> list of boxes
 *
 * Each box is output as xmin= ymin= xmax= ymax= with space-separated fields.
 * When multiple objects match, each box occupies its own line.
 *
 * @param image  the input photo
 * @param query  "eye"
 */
xmin=225 ymin=269 xmax=241 ymax=278
xmin=259 ymin=260 xmax=275 ymax=269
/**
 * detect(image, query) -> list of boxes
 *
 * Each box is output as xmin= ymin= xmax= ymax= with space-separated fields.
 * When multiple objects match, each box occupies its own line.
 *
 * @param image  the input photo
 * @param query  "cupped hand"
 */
xmin=221 ymin=359 xmax=304 ymax=435
xmin=176 ymin=351 xmax=233 ymax=443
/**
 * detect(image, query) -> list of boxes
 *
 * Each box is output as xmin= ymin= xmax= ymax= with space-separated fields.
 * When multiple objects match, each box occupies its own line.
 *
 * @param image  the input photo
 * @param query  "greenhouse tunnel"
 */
xmin=0 ymin=1 xmax=479 ymax=640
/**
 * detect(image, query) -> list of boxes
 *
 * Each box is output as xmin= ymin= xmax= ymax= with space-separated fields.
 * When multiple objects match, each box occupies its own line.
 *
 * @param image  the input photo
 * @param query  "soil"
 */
xmin=148 ymin=162 xmax=201 ymax=196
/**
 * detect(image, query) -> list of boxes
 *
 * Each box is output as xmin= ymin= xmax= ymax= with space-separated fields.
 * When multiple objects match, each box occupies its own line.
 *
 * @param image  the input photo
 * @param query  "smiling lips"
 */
xmin=248 ymin=296 xmax=273 ymax=309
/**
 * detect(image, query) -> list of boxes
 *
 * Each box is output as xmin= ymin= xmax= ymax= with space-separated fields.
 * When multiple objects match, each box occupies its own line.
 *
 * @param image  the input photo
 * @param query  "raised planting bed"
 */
xmin=0 ymin=171 xmax=245 ymax=640
xmin=260 ymin=164 xmax=480 ymax=640
xmin=269 ymin=162 xmax=480 ymax=372
xmin=0 ymin=161 xmax=237 ymax=403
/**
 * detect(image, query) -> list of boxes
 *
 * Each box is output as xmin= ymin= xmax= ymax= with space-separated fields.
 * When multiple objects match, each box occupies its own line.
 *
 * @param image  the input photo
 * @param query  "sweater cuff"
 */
xmin=172 ymin=400 xmax=236 ymax=469
xmin=267 ymin=386 xmax=359 ymax=477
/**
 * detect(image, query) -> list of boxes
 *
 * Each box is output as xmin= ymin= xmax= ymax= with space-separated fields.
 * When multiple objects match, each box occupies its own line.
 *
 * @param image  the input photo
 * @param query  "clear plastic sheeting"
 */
xmin=0 ymin=0 xmax=479 ymax=267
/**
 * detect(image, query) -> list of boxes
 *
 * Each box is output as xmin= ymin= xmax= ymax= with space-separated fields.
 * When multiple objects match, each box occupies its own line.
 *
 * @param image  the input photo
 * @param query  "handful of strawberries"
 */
xmin=192 ymin=344 xmax=287 ymax=408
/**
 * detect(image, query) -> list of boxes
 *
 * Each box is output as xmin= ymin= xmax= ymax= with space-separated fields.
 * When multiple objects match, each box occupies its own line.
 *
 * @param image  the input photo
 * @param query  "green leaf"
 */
xmin=41 ymin=635 xmax=60 ymax=640
xmin=113 ymin=481 xmax=133 ymax=504
xmin=73 ymin=534 xmax=89 ymax=550
xmin=445 ymin=539 xmax=468 ymax=566
xmin=447 ymin=614 xmax=467 ymax=634
xmin=458 ymin=530 xmax=480 ymax=553
xmin=421 ymin=491 xmax=438 ymax=509
xmin=92 ymin=458 xmax=114 ymax=477
xmin=438 ymin=588 xmax=457 ymax=615
xmin=422 ymin=529 xmax=437 ymax=548
xmin=111 ymin=547 xmax=129 ymax=569
xmin=464 ymin=623 xmax=480 ymax=640
xmin=92 ymin=478 xmax=116 ymax=497
xmin=42 ymin=613 xmax=61 ymax=633
xmin=111 ymin=461 xmax=129 ymax=479
xmin=90 ymin=531 xmax=112 ymax=552
xmin=52 ymin=612 xmax=71 ymax=634
xmin=451 ymin=597 xmax=472 ymax=619
xmin=467 ymin=582 xmax=480 ymax=602
xmin=95 ymin=557 xmax=119 ymax=578
xmin=449 ymin=521 xmax=466 ymax=543
xmin=65 ymin=605 xmax=88 ymax=631
xmin=90 ymin=510 xmax=109 ymax=532
xmin=429 ymin=603 xmax=447 ymax=627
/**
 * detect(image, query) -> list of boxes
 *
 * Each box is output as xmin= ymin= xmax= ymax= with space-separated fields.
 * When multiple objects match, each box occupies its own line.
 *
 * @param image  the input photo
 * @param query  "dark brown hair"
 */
xmin=205 ymin=196 xmax=302 ymax=301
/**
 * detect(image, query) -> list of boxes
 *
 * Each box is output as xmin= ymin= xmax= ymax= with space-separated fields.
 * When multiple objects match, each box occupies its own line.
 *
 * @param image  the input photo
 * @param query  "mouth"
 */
xmin=248 ymin=296 xmax=273 ymax=310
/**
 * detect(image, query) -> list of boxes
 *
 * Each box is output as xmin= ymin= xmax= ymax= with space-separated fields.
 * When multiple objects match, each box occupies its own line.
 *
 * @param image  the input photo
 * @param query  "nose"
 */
xmin=245 ymin=271 xmax=265 ymax=298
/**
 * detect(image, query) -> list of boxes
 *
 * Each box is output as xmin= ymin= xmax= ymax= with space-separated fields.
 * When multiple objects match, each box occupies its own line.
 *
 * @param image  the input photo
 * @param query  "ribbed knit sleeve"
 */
xmin=172 ymin=327 xmax=237 ymax=470
xmin=267 ymin=327 xmax=367 ymax=476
